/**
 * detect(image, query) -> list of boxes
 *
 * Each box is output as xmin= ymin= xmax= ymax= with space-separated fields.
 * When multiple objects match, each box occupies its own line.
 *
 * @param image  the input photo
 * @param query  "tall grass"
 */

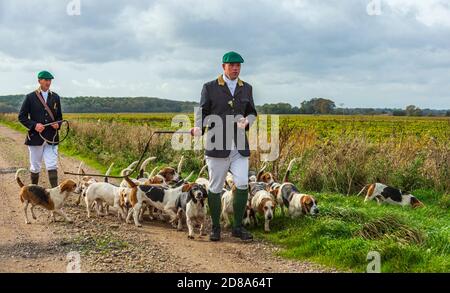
xmin=252 ymin=120 xmax=450 ymax=194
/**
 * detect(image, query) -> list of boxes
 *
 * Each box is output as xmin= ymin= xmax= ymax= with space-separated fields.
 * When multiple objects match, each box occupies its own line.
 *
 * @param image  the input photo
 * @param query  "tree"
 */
xmin=300 ymin=98 xmax=336 ymax=114
xmin=393 ymin=110 xmax=406 ymax=116
xmin=405 ymin=105 xmax=422 ymax=116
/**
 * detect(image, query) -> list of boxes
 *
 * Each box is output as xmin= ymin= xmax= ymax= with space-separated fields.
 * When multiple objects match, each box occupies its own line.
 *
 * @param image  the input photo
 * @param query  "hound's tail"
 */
xmin=198 ymin=165 xmax=208 ymax=178
xmin=177 ymin=156 xmax=185 ymax=174
xmin=104 ymin=162 xmax=114 ymax=183
xmin=356 ymin=184 xmax=370 ymax=196
xmin=184 ymin=171 xmax=195 ymax=182
xmin=138 ymin=156 xmax=156 ymax=179
xmin=123 ymin=176 xmax=137 ymax=188
xmin=77 ymin=162 xmax=84 ymax=177
xmin=256 ymin=162 xmax=268 ymax=182
xmin=120 ymin=168 xmax=133 ymax=177
xmin=148 ymin=167 xmax=158 ymax=179
xmin=126 ymin=160 xmax=139 ymax=171
xmin=15 ymin=168 xmax=27 ymax=188
xmin=282 ymin=158 xmax=297 ymax=183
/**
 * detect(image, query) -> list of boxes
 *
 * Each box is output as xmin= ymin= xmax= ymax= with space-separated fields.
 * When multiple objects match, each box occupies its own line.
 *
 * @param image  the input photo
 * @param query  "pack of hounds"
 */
xmin=15 ymin=157 xmax=424 ymax=239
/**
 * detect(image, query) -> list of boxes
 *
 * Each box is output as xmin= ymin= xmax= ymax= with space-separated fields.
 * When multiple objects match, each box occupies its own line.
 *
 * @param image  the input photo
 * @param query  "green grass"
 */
xmin=252 ymin=191 xmax=449 ymax=272
xmin=73 ymin=233 xmax=129 ymax=256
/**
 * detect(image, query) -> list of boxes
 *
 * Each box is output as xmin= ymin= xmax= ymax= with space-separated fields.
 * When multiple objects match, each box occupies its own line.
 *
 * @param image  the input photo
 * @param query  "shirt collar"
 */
xmin=223 ymin=74 xmax=237 ymax=86
xmin=218 ymin=74 xmax=244 ymax=87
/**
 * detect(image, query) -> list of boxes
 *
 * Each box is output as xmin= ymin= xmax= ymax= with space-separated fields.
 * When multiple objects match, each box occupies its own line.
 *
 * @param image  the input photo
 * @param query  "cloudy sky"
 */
xmin=0 ymin=0 xmax=449 ymax=109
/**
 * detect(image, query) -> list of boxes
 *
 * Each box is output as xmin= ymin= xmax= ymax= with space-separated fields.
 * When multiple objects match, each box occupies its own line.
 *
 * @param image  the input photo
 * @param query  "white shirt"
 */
xmin=223 ymin=74 xmax=237 ymax=96
xmin=223 ymin=74 xmax=239 ymax=150
xmin=41 ymin=90 xmax=49 ymax=103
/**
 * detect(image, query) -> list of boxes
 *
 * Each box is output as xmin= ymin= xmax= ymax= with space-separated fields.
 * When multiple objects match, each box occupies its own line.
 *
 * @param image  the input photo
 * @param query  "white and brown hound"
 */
xmin=274 ymin=159 xmax=319 ymax=218
xmin=16 ymin=168 xmax=78 ymax=224
xmin=358 ymin=183 xmax=424 ymax=208
xmin=249 ymin=182 xmax=277 ymax=232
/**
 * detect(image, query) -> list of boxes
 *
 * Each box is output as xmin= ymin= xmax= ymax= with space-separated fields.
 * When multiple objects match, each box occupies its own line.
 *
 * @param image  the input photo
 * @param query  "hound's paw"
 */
xmin=188 ymin=235 xmax=195 ymax=240
xmin=135 ymin=224 xmax=142 ymax=227
xmin=25 ymin=221 xmax=31 ymax=224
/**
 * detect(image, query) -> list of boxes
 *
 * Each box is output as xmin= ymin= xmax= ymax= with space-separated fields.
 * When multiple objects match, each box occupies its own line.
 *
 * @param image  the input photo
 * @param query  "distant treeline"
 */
xmin=257 ymin=98 xmax=450 ymax=116
xmin=0 ymin=95 xmax=198 ymax=113
xmin=1 ymin=95 xmax=449 ymax=116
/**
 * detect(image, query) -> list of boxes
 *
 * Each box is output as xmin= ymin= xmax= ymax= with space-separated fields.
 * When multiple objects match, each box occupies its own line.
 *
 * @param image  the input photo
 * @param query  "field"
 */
xmin=1 ymin=112 xmax=449 ymax=272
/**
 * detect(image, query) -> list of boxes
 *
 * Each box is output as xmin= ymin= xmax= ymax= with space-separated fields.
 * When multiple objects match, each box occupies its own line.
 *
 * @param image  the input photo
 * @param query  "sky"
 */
xmin=0 ymin=0 xmax=449 ymax=109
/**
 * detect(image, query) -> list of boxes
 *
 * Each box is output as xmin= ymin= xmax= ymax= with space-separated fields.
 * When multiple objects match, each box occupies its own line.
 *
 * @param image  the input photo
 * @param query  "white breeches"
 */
xmin=28 ymin=143 xmax=58 ymax=173
xmin=206 ymin=149 xmax=249 ymax=193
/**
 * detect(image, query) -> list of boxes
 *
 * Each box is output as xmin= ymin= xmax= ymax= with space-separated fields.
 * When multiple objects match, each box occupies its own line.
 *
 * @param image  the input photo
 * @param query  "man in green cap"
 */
xmin=18 ymin=71 xmax=63 ymax=188
xmin=192 ymin=51 xmax=257 ymax=241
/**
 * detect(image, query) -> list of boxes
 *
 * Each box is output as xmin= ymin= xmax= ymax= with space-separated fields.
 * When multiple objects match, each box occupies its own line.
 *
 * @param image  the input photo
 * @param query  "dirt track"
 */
xmin=0 ymin=124 xmax=333 ymax=272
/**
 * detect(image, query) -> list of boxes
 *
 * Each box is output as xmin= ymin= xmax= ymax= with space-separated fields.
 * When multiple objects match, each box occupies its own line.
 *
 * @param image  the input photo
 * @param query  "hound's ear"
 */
xmin=119 ymin=191 xmax=125 ymax=206
xmin=302 ymin=196 xmax=312 ymax=205
xmin=182 ymin=183 xmax=193 ymax=192
xmin=314 ymin=198 xmax=318 ymax=204
xmin=270 ymin=188 xmax=278 ymax=197
xmin=60 ymin=180 xmax=76 ymax=193
xmin=410 ymin=197 xmax=423 ymax=208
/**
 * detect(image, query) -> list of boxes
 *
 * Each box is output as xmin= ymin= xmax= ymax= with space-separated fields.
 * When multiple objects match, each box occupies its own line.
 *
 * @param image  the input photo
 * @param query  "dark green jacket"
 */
xmin=196 ymin=75 xmax=257 ymax=158
xmin=18 ymin=90 xmax=63 ymax=146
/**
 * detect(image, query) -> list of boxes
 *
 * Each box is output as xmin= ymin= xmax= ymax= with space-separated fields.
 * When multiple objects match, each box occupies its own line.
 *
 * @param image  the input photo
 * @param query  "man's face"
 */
xmin=222 ymin=63 xmax=241 ymax=80
xmin=38 ymin=79 xmax=52 ymax=91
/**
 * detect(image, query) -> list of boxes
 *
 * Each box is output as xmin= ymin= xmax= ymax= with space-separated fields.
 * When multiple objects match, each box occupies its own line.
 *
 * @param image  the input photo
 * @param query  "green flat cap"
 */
xmin=222 ymin=51 xmax=244 ymax=63
xmin=37 ymin=70 xmax=54 ymax=80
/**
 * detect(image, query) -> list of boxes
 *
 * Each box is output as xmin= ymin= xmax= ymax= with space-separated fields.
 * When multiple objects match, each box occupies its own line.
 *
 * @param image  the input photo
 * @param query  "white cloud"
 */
xmin=386 ymin=0 xmax=450 ymax=27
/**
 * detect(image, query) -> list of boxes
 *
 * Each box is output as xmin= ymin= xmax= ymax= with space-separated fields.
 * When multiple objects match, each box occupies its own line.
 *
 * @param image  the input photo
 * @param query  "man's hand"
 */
xmin=34 ymin=123 xmax=45 ymax=133
xmin=190 ymin=127 xmax=202 ymax=137
xmin=51 ymin=123 xmax=59 ymax=130
xmin=237 ymin=117 xmax=249 ymax=129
